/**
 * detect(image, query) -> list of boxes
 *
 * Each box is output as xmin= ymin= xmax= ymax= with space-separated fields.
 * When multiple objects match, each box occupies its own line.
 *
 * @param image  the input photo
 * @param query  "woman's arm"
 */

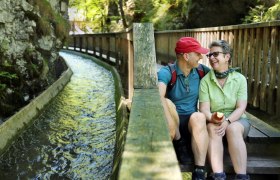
xmin=227 ymin=100 xmax=247 ymax=123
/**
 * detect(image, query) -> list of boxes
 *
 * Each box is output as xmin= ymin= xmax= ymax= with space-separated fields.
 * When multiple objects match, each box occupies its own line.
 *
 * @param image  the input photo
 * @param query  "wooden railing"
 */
xmin=66 ymin=21 xmax=280 ymax=118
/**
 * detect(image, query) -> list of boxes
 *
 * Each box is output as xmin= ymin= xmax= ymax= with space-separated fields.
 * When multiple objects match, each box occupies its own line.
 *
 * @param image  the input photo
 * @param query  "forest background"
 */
xmin=69 ymin=0 xmax=280 ymax=33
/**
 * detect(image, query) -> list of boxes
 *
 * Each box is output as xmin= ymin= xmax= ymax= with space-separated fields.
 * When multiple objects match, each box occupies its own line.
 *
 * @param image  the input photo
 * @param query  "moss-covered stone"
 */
xmin=0 ymin=0 xmax=69 ymax=119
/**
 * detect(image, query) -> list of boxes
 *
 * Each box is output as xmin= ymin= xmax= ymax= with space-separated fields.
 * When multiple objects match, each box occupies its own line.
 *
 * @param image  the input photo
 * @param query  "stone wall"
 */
xmin=0 ymin=0 xmax=69 ymax=120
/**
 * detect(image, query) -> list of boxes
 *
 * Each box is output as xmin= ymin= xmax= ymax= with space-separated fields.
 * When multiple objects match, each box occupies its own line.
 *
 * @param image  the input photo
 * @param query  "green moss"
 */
xmin=37 ymin=17 xmax=51 ymax=36
xmin=54 ymin=13 xmax=70 ymax=41
xmin=0 ymin=39 xmax=10 ymax=53
xmin=28 ymin=0 xmax=70 ymax=41
xmin=1 ymin=60 xmax=12 ymax=67
xmin=0 ymin=83 xmax=6 ymax=91
xmin=29 ymin=63 xmax=40 ymax=78
xmin=32 ymin=0 xmax=55 ymax=20
xmin=0 ymin=71 xmax=18 ymax=80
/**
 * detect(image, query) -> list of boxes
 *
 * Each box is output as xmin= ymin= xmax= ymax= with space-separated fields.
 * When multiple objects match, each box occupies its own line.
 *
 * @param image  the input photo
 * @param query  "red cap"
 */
xmin=175 ymin=37 xmax=209 ymax=54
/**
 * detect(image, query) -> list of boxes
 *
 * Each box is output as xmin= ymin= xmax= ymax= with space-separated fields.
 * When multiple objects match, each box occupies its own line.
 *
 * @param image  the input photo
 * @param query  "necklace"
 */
xmin=184 ymin=76 xmax=190 ymax=93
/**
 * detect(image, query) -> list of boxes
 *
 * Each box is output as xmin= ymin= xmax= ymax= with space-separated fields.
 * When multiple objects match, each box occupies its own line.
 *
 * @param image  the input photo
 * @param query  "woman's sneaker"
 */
xmin=210 ymin=172 xmax=226 ymax=180
xmin=235 ymin=174 xmax=250 ymax=180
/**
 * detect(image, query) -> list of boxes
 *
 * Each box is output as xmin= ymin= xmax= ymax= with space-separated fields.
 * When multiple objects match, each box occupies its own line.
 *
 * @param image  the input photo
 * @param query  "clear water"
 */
xmin=0 ymin=52 xmax=116 ymax=180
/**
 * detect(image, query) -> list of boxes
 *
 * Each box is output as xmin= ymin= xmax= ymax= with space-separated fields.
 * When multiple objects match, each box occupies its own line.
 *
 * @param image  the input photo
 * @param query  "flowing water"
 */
xmin=0 ymin=52 xmax=116 ymax=180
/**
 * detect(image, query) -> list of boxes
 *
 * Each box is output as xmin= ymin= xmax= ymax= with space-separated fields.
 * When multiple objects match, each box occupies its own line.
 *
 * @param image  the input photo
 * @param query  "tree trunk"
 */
xmin=118 ymin=0 xmax=128 ymax=28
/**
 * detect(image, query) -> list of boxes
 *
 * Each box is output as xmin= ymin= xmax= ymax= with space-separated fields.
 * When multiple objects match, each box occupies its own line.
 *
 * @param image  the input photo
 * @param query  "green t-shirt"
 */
xmin=199 ymin=70 xmax=247 ymax=117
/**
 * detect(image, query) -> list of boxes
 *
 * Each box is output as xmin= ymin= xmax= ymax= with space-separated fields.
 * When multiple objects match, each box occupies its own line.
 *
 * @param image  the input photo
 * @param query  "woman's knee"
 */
xmin=226 ymin=123 xmax=243 ymax=136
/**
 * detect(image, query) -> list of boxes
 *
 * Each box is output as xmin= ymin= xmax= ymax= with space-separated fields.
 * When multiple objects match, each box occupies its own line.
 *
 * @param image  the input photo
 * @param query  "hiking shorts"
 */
xmin=179 ymin=115 xmax=251 ymax=142
xmin=238 ymin=117 xmax=251 ymax=139
xmin=178 ymin=114 xmax=192 ymax=144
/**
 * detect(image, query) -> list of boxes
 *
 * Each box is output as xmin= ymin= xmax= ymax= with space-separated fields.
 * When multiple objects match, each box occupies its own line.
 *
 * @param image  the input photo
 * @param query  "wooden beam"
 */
xmin=118 ymin=23 xmax=182 ymax=180
xmin=133 ymin=23 xmax=158 ymax=89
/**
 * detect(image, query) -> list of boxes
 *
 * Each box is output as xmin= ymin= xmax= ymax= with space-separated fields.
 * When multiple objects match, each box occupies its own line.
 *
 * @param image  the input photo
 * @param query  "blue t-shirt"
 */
xmin=158 ymin=62 xmax=209 ymax=115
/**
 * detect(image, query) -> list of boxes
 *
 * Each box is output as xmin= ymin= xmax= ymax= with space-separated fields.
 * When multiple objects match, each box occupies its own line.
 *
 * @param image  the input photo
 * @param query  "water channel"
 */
xmin=0 ymin=52 xmax=116 ymax=179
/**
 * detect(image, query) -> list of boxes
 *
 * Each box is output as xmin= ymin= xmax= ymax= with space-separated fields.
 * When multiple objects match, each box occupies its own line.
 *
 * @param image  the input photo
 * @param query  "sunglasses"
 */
xmin=206 ymin=51 xmax=225 ymax=58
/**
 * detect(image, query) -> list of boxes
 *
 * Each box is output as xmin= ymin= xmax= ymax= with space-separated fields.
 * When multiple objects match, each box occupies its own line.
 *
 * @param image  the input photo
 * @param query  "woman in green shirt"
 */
xmin=199 ymin=40 xmax=250 ymax=180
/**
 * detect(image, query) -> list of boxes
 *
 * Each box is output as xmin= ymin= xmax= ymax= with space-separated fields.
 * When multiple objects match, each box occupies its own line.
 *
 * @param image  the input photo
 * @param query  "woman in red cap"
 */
xmin=158 ymin=37 xmax=210 ymax=180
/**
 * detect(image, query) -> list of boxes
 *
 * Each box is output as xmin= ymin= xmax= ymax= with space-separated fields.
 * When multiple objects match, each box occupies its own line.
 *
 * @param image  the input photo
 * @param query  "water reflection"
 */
xmin=0 ymin=52 xmax=116 ymax=180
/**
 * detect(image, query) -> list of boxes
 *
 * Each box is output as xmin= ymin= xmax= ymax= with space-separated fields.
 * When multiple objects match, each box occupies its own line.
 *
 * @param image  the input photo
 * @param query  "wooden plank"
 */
xmin=242 ymin=29 xmax=249 ymax=78
xmin=133 ymin=23 xmax=158 ymax=89
xmin=252 ymin=28 xmax=262 ymax=107
xmin=246 ymin=112 xmax=280 ymax=142
xmin=267 ymin=28 xmax=277 ymax=114
xmin=247 ymin=28 xmax=255 ymax=105
xmin=224 ymin=31 xmax=229 ymax=42
xmin=228 ymin=31 xmax=234 ymax=46
xmin=119 ymin=89 xmax=182 ymax=180
xmin=260 ymin=27 xmax=270 ymax=111
xmin=247 ymin=126 xmax=268 ymax=143
xmin=232 ymin=29 xmax=239 ymax=67
xmin=128 ymin=37 xmax=134 ymax=100
xmin=277 ymin=27 xmax=280 ymax=117
xmin=237 ymin=29 xmax=243 ymax=72
xmin=224 ymin=155 xmax=280 ymax=174
xmin=92 ymin=36 xmax=96 ymax=55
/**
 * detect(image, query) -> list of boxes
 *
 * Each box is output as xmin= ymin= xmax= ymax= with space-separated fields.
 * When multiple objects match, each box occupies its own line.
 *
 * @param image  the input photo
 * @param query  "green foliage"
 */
xmin=0 ymin=83 xmax=6 ymax=91
xmin=69 ymin=0 xmax=190 ymax=31
xmin=0 ymin=71 xmax=18 ymax=90
xmin=242 ymin=1 xmax=280 ymax=23
xmin=242 ymin=5 xmax=267 ymax=23
xmin=139 ymin=0 xmax=188 ymax=30
xmin=263 ymin=1 xmax=280 ymax=21
xmin=0 ymin=71 xmax=18 ymax=80
xmin=70 ymin=0 xmax=109 ymax=32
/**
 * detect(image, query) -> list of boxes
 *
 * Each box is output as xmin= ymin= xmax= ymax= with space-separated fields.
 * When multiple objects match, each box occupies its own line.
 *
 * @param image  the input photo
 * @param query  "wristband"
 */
xmin=226 ymin=118 xmax=231 ymax=124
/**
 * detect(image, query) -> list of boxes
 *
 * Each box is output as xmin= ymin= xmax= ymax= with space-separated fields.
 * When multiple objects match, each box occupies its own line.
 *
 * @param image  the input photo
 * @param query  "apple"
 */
xmin=213 ymin=112 xmax=224 ymax=121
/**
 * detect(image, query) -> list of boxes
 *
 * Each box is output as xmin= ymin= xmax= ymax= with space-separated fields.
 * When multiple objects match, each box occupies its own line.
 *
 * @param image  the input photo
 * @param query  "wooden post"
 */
xmin=115 ymin=36 xmax=120 ymax=70
xmin=85 ymin=35 xmax=89 ymax=54
xmin=79 ymin=36 xmax=82 ymax=52
xmin=133 ymin=23 xmax=158 ymax=89
xmin=107 ymin=36 xmax=110 ymax=62
xmin=73 ymin=36 xmax=76 ymax=51
xmin=118 ymin=23 xmax=182 ymax=180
